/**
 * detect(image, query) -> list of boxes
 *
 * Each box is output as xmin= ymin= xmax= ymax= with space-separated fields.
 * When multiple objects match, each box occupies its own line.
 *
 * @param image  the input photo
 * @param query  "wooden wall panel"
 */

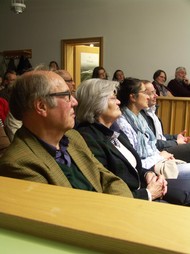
xmin=157 ymin=97 xmax=190 ymax=136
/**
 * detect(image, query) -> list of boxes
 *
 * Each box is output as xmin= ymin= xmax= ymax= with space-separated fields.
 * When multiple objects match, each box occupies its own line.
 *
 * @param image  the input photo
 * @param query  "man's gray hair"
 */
xmin=175 ymin=67 xmax=186 ymax=74
xmin=75 ymin=78 xmax=119 ymax=123
xmin=9 ymin=70 xmax=62 ymax=120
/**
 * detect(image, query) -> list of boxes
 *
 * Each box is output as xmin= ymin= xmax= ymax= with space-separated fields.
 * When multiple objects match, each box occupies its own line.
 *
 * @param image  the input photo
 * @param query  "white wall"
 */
xmin=0 ymin=0 xmax=190 ymax=83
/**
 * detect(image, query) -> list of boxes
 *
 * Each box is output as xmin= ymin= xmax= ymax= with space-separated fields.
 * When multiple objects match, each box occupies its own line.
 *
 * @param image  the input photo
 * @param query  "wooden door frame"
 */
xmin=61 ymin=37 xmax=103 ymax=84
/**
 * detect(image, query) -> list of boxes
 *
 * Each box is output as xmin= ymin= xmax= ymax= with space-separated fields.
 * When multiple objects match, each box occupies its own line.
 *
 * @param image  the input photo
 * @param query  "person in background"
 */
xmin=0 ymin=118 xmax=10 ymax=156
xmin=0 ymin=69 xmax=133 ymax=199
xmin=49 ymin=61 xmax=59 ymax=71
xmin=0 ymin=71 xmax=17 ymax=123
xmin=0 ymin=76 xmax=3 ymax=90
xmin=112 ymin=69 xmax=125 ymax=83
xmin=55 ymin=69 xmax=76 ymax=92
xmin=0 ymin=70 xmax=17 ymax=102
xmin=92 ymin=66 xmax=108 ymax=79
xmin=141 ymin=80 xmax=190 ymax=162
xmin=167 ymin=67 xmax=190 ymax=97
xmin=4 ymin=111 xmax=22 ymax=142
xmin=152 ymin=70 xmax=173 ymax=96
xmin=75 ymin=78 xmax=168 ymax=202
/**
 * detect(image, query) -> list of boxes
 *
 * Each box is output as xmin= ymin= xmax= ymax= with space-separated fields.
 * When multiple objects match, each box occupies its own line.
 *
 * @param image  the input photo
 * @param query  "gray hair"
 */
xmin=175 ymin=67 xmax=186 ymax=74
xmin=9 ymin=70 xmax=62 ymax=120
xmin=75 ymin=78 xmax=119 ymax=123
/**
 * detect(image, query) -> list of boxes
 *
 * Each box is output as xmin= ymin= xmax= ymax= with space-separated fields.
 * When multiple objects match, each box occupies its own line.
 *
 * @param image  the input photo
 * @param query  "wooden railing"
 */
xmin=157 ymin=97 xmax=190 ymax=136
xmin=1 ymin=176 xmax=190 ymax=253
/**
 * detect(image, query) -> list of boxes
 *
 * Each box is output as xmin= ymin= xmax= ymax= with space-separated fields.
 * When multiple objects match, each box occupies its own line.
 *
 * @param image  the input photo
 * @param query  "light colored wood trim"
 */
xmin=61 ymin=37 xmax=103 ymax=86
xmin=1 ymin=176 xmax=190 ymax=253
xmin=157 ymin=97 xmax=190 ymax=136
xmin=157 ymin=97 xmax=190 ymax=102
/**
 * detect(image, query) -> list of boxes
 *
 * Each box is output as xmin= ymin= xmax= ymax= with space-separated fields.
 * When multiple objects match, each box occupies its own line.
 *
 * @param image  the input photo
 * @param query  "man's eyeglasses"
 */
xmin=138 ymin=90 xmax=148 ymax=95
xmin=48 ymin=90 xmax=73 ymax=101
xmin=64 ymin=79 xmax=73 ymax=83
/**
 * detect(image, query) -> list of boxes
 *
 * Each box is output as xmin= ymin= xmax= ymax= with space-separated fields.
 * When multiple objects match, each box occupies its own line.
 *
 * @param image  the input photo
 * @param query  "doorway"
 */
xmin=61 ymin=37 xmax=103 ymax=87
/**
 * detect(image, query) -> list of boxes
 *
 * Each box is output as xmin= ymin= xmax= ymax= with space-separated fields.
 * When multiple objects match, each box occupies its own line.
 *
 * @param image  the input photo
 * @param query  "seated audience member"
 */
xmin=0 ymin=75 xmax=3 ymax=90
xmin=75 ymin=79 xmax=190 ymax=205
xmin=112 ymin=69 xmax=125 ymax=83
xmin=0 ymin=70 xmax=133 ymax=199
xmin=116 ymin=78 xmax=190 ymax=178
xmin=92 ymin=66 xmax=108 ymax=79
xmin=141 ymin=80 xmax=190 ymax=162
xmin=0 ymin=119 xmax=10 ymax=157
xmin=4 ymin=111 xmax=22 ymax=142
xmin=152 ymin=70 xmax=173 ymax=96
xmin=16 ymin=55 xmax=33 ymax=75
xmin=0 ymin=70 xmax=17 ymax=102
xmin=167 ymin=67 xmax=190 ymax=97
xmin=49 ymin=61 xmax=59 ymax=71
xmin=54 ymin=69 xmax=76 ymax=92
xmin=0 ymin=71 xmax=17 ymax=123
xmin=75 ymin=78 xmax=167 ymax=201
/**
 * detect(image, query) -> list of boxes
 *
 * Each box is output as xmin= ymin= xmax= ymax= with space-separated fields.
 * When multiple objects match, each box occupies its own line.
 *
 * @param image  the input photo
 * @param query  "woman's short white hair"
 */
xmin=75 ymin=78 xmax=119 ymax=123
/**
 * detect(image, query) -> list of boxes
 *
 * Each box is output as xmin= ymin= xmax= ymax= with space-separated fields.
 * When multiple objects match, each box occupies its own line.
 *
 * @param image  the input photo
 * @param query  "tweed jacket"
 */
xmin=0 ymin=126 xmax=133 ymax=198
xmin=77 ymin=122 xmax=152 ymax=200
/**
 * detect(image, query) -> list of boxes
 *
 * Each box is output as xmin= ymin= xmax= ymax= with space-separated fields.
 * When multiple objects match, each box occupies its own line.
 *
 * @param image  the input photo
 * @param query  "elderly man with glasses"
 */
xmin=0 ymin=70 xmax=133 ymax=198
xmin=55 ymin=69 xmax=76 ymax=92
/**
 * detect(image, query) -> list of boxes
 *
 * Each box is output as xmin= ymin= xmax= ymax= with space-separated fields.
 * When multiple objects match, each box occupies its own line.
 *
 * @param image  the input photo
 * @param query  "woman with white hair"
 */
xmin=75 ymin=78 xmax=190 ymax=205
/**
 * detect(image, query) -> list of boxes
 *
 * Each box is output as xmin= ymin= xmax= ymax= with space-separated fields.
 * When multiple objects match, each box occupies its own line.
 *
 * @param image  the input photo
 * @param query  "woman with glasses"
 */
xmin=54 ymin=70 xmax=76 ymax=92
xmin=75 ymin=78 xmax=170 ymax=202
xmin=152 ymin=69 xmax=173 ymax=96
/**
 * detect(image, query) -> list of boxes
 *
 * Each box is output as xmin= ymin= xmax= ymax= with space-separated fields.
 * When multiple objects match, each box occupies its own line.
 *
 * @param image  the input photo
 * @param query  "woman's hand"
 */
xmin=177 ymin=130 xmax=190 ymax=144
xmin=147 ymin=174 xmax=167 ymax=200
xmin=160 ymin=151 xmax=174 ymax=160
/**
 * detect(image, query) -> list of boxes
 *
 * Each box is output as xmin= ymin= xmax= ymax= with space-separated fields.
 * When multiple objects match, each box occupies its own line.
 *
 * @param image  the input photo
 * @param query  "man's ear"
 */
xmin=34 ymin=99 xmax=47 ymax=116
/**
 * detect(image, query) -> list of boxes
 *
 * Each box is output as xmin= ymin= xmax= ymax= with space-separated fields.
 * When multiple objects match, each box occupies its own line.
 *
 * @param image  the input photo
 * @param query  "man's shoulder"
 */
xmin=167 ymin=79 xmax=179 ymax=87
xmin=66 ymin=129 xmax=89 ymax=146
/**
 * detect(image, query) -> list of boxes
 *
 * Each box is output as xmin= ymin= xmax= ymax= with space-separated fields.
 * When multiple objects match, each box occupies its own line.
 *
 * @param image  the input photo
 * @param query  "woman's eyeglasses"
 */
xmin=138 ymin=90 xmax=148 ymax=95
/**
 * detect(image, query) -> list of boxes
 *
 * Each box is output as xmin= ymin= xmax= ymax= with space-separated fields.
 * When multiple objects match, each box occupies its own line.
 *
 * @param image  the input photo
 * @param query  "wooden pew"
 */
xmin=157 ymin=96 xmax=190 ymax=136
xmin=1 ymin=176 xmax=190 ymax=254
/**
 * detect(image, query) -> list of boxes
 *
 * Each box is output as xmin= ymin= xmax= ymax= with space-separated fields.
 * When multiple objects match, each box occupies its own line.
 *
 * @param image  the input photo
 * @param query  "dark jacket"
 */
xmin=77 ymin=122 xmax=153 ymax=200
xmin=167 ymin=79 xmax=190 ymax=97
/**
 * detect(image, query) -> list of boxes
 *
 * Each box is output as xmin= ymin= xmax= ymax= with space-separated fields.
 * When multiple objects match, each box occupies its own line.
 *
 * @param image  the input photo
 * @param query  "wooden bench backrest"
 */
xmin=1 ymin=176 xmax=190 ymax=253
